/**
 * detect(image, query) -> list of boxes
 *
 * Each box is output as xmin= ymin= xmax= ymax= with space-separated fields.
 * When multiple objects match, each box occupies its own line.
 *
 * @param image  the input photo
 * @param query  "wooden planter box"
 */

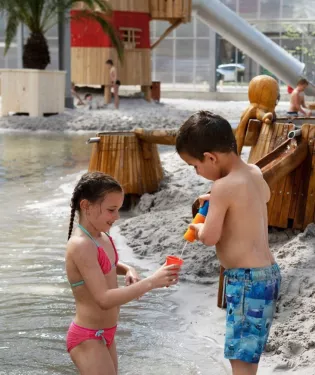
xmin=0 ymin=69 xmax=66 ymax=117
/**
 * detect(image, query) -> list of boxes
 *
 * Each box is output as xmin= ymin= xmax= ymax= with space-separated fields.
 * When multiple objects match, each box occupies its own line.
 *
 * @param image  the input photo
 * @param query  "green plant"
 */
xmin=282 ymin=24 xmax=315 ymax=61
xmin=0 ymin=0 xmax=124 ymax=69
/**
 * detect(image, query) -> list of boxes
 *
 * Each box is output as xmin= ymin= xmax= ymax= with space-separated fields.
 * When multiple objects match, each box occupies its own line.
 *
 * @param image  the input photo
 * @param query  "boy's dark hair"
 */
xmin=297 ymin=78 xmax=308 ymax=86
xmin=176 ymin=111 xmax=237 ymax=160
xmin=106 ymin=59 xmax=113 ymax=65
xmin=68 ymin=172 xmax=122 ymax=240
xmin=84 ymin=93 xmax=92 ymax=100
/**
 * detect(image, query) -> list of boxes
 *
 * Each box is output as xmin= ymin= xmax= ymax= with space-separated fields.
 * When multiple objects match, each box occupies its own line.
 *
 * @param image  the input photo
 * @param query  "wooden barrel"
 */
xmin=88 ymin=131 xmax=163 ymax=195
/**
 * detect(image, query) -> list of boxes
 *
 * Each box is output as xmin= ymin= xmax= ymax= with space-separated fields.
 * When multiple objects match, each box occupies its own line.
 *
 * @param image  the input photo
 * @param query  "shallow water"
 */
xmin=0 ymin=131 xmax=227 ymax=375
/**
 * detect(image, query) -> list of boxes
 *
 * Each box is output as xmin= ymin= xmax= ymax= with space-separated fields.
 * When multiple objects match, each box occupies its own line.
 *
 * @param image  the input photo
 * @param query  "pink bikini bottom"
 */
xmin=66 ymin=321 xmax=117 ymax=353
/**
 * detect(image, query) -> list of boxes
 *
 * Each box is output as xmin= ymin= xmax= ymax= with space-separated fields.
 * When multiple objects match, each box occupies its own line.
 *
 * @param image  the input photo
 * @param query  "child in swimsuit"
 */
xmin=66 ymin=172 xmax=181 ymax=374
xmin=106 ymin=59 xmax=120 ymax=110
xmin=176 ymin=111 xmax=281 ymax=375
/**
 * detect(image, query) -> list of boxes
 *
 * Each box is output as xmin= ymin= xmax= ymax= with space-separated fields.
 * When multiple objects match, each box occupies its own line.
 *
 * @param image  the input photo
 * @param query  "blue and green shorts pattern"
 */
xmin=224 ymin=264 xmax=281 ymax=364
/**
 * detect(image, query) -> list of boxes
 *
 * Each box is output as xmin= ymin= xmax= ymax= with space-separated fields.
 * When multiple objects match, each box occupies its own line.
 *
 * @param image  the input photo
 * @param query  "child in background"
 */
xmin=66 ymin=172 xmax=180 ymax=374
xmin=105 ymin=59 xmax=121 ymax=109
xmin=71 ymin=82 xmax=84 ymax=106
xmin=176 ymin=111 xmax=281 ymax=375
xmin=288 ymin=78 xmax=311 ymax=117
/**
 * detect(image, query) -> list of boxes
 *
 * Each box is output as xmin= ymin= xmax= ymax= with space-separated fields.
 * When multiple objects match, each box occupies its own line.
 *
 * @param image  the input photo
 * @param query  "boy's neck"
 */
xmin=219 ymin=152 xmax=245 ymax=178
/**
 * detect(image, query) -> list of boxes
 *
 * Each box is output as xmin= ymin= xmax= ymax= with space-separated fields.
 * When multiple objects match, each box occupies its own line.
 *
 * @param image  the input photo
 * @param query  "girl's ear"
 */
xmin=80 ymin=199 xmax=89 ymax=211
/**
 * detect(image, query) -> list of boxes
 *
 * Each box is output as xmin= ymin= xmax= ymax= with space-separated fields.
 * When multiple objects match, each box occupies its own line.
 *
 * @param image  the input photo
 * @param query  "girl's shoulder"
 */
xmin=66 ymin=234 xmax=98 ymax=260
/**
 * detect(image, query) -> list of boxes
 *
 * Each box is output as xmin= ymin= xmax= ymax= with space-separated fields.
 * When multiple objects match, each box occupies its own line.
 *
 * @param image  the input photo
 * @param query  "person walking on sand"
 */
xmin=66 ymin=172 xmax=181 ymax=375
xmin=106 ymin=59 xmax=121 ymax=109
xmin=288 ymin=78 xmax=311 ymax=117
xmin=176 ymin=111 xmax=281 ymax=375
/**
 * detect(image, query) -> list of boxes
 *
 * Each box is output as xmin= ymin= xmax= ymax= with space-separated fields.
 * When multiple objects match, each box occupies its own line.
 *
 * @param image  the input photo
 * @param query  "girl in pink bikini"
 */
xmin=66 ymin=172 xmax=180 ymax=374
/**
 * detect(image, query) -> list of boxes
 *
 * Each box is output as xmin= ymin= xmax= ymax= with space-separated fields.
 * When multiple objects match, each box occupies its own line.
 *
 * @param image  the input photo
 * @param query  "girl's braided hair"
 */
xmin=68 ymin=172 xmax=122 ymax=240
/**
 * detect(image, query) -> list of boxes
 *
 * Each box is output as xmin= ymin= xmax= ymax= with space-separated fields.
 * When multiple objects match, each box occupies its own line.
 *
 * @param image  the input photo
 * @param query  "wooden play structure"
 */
xmin=71 ymin=0 xmax=192 ymax=101
xmin=87 ymin=74 xmax=315 ymax=308
xmin=88 ymin=131 xmax=163 ymax=195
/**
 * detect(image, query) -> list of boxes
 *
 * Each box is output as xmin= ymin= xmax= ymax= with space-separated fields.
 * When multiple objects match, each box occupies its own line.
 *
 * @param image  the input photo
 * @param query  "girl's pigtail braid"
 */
xmin=68 ymin=187 xmax=80 ymax=241
xmin=68 ymin=205 xmax=76 ymax=240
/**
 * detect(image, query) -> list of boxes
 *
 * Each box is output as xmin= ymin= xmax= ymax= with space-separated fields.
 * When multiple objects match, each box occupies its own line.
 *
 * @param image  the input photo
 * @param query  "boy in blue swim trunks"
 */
xmin=176 ymin=111 xmax=281 ymax=375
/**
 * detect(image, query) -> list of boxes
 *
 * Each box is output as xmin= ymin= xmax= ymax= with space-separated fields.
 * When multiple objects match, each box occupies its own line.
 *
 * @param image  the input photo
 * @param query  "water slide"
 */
xmin=193 ymin=0 xmax=315 ymax=96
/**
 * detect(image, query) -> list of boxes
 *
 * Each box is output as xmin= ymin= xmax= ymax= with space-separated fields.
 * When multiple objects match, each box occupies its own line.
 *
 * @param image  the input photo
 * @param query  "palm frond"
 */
xmin=71 ymin=0 xmax=113 ymax=14
xmin=4 ymin=12 xmax=19 ymax=54
xmin=71 ymin=10 xmax=124 ymax=62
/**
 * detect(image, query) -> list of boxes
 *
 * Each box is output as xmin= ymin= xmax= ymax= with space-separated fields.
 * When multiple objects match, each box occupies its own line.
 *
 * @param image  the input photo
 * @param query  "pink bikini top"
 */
xmin=70 ymin=225 xmax=119 ymax=288
xmin=97 ymin=235 xmax=119 ymax=274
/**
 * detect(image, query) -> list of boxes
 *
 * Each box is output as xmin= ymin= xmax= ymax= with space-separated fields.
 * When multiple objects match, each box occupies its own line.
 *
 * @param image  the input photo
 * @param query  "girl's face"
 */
xmin=85 ymin=191 xmax=124 ymax=232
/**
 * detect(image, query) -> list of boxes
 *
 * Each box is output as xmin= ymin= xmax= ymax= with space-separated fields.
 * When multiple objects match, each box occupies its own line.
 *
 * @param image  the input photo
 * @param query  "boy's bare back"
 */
xmin=214 ymin=163 xmax=275 ymax=269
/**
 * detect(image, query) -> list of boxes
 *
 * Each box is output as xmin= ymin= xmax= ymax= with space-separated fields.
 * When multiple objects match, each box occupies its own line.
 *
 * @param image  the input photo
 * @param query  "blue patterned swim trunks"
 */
xmin=224 ymin=263 xmax=281 ymax=364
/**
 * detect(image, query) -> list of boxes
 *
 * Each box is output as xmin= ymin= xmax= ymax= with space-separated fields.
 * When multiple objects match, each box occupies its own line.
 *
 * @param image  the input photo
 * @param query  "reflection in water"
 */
xmin=0 ymin=131 xmax=225 ymax=375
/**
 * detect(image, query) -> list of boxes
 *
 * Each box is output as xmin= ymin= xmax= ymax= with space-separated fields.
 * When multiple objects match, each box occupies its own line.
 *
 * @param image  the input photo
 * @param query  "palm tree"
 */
xmin=0 ymin=0 xmax=123 ymax=70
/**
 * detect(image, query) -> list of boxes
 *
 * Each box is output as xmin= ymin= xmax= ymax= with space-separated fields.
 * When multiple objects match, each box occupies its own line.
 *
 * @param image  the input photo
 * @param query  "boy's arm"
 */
xmin=190 ymin=181 xmax=230 ymax=246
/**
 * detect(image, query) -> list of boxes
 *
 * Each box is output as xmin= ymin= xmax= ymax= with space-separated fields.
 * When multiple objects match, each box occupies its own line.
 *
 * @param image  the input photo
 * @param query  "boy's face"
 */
xmin=179 ymin=152 xmax=221 ymax=181
xmin=298 ymin=83 xmax=308 ymax=91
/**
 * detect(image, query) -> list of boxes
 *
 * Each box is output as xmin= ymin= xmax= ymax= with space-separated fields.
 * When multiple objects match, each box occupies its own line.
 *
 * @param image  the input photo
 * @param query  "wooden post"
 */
xmin=104 ymin=85 xmax=111 ymax=104
xmin=87 ymin=131 xmax=163 ymax=195
xmin=217 ymin=266 xmax=226 ymax=309
xmin=141 ymin=85 xmax=151 ymax=102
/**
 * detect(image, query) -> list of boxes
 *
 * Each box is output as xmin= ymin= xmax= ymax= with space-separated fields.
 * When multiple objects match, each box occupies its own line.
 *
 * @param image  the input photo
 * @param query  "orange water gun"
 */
xmin=184 ymin=200 xmax=209 ymax=242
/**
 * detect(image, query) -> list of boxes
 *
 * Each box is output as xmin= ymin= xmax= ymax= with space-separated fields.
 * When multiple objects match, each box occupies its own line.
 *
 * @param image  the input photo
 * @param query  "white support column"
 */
xmin=209 ymin=28 xmax=217 ymax=92
xmin=58 ymin=10 xmax=73 ymax=109
xmin=173 ymin=31 xmax=176 ymax=86
xmin=193 ymin=13 xmax=197 ymax=88
xmin=16 ymin=24 xmax=24 ymax=68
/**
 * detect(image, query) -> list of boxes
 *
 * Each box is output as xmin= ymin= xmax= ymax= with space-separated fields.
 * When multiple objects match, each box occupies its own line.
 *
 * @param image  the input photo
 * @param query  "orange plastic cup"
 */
xmin=166 ymin=255 xmax=184 ymax=266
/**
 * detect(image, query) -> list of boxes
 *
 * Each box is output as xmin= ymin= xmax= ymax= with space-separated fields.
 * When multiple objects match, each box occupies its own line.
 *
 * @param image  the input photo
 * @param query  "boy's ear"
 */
xmin=203 ymin=152 xmax=217 ymax=163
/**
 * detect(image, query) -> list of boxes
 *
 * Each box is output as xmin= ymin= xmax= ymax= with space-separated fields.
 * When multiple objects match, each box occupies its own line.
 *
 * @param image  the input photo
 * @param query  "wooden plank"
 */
xmin=267 ymin=124 xmax=285 ymax=225
xmin=302 ymin=125 xmax=315 ymax=227
xmin=253 ymin=122 xmax=271 ymax=162
xmin=293 ymin=125 xmax=313 ymax=228
xmin=288 ymin=125 xmax=310 ymax=220
xmin=151 ymin=19 xmax=182 ymax=50
xmin=88 ymin=143 xmax=100 ymax=171
xmin=166 ymin=0 xmax=173 ymax=18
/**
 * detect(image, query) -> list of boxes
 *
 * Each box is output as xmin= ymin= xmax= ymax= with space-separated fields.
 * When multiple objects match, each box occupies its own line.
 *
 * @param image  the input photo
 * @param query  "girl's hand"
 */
xmin=125 ymin=267 xmax=140 ymax=286
xmin=149 ymin=264 xmax=181 ymax=289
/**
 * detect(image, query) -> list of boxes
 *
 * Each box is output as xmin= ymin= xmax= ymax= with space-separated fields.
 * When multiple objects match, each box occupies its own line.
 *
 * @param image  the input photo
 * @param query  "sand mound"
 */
xmin=0 ymin=97 xmax=290 ymax=132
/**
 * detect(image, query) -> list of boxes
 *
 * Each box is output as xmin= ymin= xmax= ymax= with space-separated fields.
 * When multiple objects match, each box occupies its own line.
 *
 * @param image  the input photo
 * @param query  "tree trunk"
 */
xmin=23 ymin=32 xmax=51 ymax=70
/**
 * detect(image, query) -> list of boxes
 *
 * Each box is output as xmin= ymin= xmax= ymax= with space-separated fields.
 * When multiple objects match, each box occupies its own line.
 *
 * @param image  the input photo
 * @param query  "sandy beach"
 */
xmin=0 ymin=95 xmax=290 ymax=132
xmin=1 ymin=96 xmax=315 ymax=374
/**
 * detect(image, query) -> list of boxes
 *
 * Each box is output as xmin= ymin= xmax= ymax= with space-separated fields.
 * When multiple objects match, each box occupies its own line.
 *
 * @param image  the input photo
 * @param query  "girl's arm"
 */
xmin=69 ymin=239 xmax=179 ymax=310
xmin=117 ymin=261 xmax=141 ymax=286
xmin=116 ymin=261 xmax=130 ymax=275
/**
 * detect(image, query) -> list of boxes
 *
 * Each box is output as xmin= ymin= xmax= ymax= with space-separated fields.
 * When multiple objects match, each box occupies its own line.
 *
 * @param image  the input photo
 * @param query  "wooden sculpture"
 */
xmin=235 ymin=75 xmax=279 ymax=155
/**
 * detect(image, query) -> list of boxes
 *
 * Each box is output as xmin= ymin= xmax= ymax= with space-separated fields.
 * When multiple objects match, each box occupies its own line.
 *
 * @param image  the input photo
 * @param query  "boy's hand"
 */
xmin=188 ymin=223 xmax=204 ymax=240
xmin=198 ymin=194 xmax=211 ymax=207
xmin=192 ymin=192 xmax=211 ymax=217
